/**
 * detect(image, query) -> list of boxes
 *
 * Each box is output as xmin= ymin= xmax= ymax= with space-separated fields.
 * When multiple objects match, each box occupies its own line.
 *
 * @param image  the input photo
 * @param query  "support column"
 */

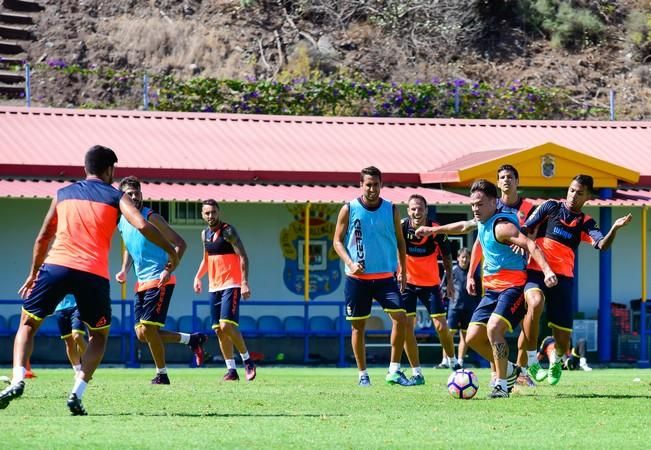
xmin=598 ymin=189 xmax=613 ymax=363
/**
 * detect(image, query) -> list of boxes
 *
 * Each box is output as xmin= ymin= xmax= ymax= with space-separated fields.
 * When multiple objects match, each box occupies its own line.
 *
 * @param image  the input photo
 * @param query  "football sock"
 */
xmin=240 ymin=352 xmax=250 ymax=362
xmin=73 ymin=364 xmax=81 ymax=373
xmin=527 ymin=351 xmax=538 ymax=367
xmin=12 ymin=366 xmax=25 ymax=384
xmin=156 ymin=367 xmax=167 ymax=375
xmin=226 ymin=359 xmax=237 ymax=370
xmin=178 ymin=333 xmax=190 ymax=345
xmin=449 ymin=356 xmax=459 ymax=367
xmin=358 ymin=370 xmax=368 ymax=379
xmin=497 ymin=379 xmax=508 ymax=391
xmin=412 ymin=366 xmax=422 ymax=376
xmin=506 ymin=362 xmax=515 ymax=377
xmin=388 ymin=362 xmax=400 ymax=374
xmin=72 ymin=378 xmax=88 ymax=399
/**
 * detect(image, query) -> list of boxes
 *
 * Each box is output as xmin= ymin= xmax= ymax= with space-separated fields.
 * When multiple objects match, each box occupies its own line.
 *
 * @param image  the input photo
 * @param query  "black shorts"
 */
xmin=447 ymin=308 xmax=474 ymax=332
xmin=56 ymin=306 xmax=86 ymax=339
xmin=210 ymin=288 xmax=241 ymax=327
xmin=344 ymin=276 xmax=404 ymax=320
xmin=525 ymin=270 xmax=574 ymax=331
xmin=401 ymin=284 xmax=446 ymax=318
xmin=135 ymin=284 xmax=175 ymax=327
xmin=469 ymin=286 xmax=526 ymax=333
xmin=23 ymin=263 xmax=111 ymax=330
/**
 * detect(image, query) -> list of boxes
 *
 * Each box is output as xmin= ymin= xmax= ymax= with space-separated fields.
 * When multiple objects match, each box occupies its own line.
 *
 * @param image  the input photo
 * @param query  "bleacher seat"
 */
xmin=257 ymin=315 xmax=283 ymax=333
xmin=238 ymin=315 xmax=257 ymax=333
xmin=0 ymin=315 xmax=8 ymax=334
xmin=164 ymin=316 xmax=177 ymax=331
xmin=109 ymin=316 xmax=122 ymax=335
xmin=8 ymin=314 xmax=21 ymax=332
xmin=283 ymin=315 xmax=306 ymax=333
xmin=309 ymin=315 xmax=335 ymax=333
xmin=38 ymin=316 xmax=60 ymax=336
xmin=177 ymin=315 xmax=201 ymax=332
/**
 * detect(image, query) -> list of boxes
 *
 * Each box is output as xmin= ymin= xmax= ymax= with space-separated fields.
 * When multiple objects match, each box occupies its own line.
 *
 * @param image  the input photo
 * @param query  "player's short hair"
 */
xmin=119 ymin=176 xmax=141 ymax=192
xmin=85 ymin=145 xmax=118 ymax=175
xmin=360 ymin=166 xmax=382 ymax=182
xmin=470 ymin=179 xmax=498 ymax=199
xmin=202 ymin=199 xmax=220 ymax=210
xmin=458 ymin=247 xmax=471 ymax=257
xmin=497 ymin=164 xmax=519 ymax=180
xmin=408 ymin=194 xmax=427 ymax=206
xmin=572 ymin=174 xmax=594 ymax=193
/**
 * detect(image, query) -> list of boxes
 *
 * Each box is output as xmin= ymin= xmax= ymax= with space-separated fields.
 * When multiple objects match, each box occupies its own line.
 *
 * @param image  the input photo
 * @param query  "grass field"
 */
xmin=1 ymin=367 xmax=650 ymax=449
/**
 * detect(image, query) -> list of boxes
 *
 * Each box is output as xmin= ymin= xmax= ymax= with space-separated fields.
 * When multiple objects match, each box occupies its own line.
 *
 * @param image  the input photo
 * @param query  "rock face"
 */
xmin=4 ymin=0 xmax=651 ymax=119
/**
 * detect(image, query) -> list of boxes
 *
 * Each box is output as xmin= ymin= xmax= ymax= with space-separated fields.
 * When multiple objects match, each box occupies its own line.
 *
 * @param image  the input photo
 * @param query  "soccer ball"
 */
xmin=447 ymin=369 xmax=479 ymax=399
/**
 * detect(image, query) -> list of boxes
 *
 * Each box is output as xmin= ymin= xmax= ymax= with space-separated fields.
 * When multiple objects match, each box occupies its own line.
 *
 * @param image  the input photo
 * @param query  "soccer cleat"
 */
xmin=548 ymin=360 xmax=563 ymax=385
xmin=24 ymin=370 xmax=36 ymax=379
xmin=151 ymin=373 xmax=170 ymax=385
xmin=409 ymin=374 xmax=425 ymax=386
xmin=488 ymin=385 xmax=510 ymax=399
xmin=223 ymin=369 xmax=240 ymax=381
xmin=188 ymin=333 xmax=207 ymax=367
xmin=0 ymin=381 xmax=25 ymax=410
xmin=527 ymin=362 xmax=544 ymax=381
xmin=435 ymin=362 xmax=450 ymax=369
xmin=580 ymin=358 xmax=593 ymax=371
xmin=244 ymin=359 xmax=256 ymax=381
xmin=516 ymin=372 xmax=536 ymax=387
xmin=385 ymin=371 xmax=415 ymax=386
xmin=67 ymin=393 xmax=88 ymax=416
xmin=506 ymin=365 xmax=521 ymax=393
xmin=452 ymin=363 xmax=462 ymax=371
xmin=358 ymin=375 xmax=371 ymax=387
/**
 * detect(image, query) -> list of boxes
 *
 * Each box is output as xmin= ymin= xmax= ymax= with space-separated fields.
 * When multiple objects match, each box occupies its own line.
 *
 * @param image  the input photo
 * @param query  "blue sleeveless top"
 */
xmin=118 ymin=206 xmax=168 ymax=283
xmin=345 ymin=197 xmax=398 ymax=275
xmin=477 ymin=212 xmax=526 ymax=277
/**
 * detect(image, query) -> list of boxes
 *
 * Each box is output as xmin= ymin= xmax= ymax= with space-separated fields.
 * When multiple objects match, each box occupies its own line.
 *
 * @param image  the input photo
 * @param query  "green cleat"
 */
xmin=409 ymin=374 xmax=425 ymax=385
xmin=528 ymin=362 xmax=546 ymax=382
xmin=385 ymin=371 xmax=414 ymax=386
xmin=548 ymin=360 xmax=563 ymax=385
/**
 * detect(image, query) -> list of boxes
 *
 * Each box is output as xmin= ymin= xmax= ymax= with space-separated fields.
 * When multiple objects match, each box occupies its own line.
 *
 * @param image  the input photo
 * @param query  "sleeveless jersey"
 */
xmin=45 ymin=179 xmax=122 ymax=279
xmin=477 ymin=212 xmax=527 ymax=291
xmin=401 ymin=218 xmax=451 ymax=286
xmin=345 ymin=197 xmax=398 ymax=276
xmin=204 ymin=222 xmax=242 ymax=292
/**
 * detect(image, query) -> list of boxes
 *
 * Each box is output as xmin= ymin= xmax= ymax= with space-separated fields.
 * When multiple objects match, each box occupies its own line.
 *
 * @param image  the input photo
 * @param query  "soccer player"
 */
xmin=333 ymin=166 xmax=411 ymax=387
xmin=537 ymin=335 xmax=593 ymax=371
xmin=115 ymin=176 xmax=206 ymax=384
xmin=193 ymin=199 xmax=256 ymax=382
xmin=54 ymin=294 xmax=87 ymax=376
xmin=444 ymin=248 xmax=482 ymax=368
xmin=400 ymin=194 xmax=456 ymax=385
xmin=417 ymin=179 xmax=557 ymax=398
xmin=0 ymin=145 xmax=179 ymax=415
xmin=523 ymin=175 xmax=631 ymax=385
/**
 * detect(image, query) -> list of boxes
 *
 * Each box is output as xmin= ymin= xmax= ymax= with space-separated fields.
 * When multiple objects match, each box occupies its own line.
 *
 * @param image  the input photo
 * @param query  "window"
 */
xmin=143 ymin=201 xmax=170 ymax=221
xmin=170 ymin=201 xmax=204 ymax=225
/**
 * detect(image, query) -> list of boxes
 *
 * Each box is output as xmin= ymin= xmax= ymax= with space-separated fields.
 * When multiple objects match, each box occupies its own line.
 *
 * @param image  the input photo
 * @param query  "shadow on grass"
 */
xmin=92 ymin=412 xmax=347 ymax=417
xmin=555 ymin=393 xmax=651 ymax=399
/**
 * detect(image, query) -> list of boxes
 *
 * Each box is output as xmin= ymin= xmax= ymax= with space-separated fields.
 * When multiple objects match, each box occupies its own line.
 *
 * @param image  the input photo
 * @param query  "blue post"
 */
xmin=303 ymin=302 xmax=309 ymax=364
xmin=127 ymin=300 xmax=139 ymax=368
xmin=337 ymin=303 xmax=347 ymax=367
xmin=24 ymin=63 xmax=30 ymax=107
xmin=609 ymin=90 xmax=615 ymax=121
xmin=573 ymin=251 xmax=579 ymax=315
xmin=598 ymin=193 xmax=613 ymax=363
xmin=143 ymin=73 xmax=149 ymax=111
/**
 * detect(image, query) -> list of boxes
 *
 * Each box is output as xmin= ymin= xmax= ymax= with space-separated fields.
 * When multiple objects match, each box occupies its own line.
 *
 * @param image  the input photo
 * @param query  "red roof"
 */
xmin=0 ymin=179 xmax=471 ymax=205
xmin=1 ymin=106 xmax=650 ymax=184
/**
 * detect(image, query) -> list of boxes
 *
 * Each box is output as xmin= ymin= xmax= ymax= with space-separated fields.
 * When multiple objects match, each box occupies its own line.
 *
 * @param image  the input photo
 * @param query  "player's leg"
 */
xmin=209 ymin=291 xmax=236 ymax=380
xmin=345 ymin=277 xmax=372 ymax=386
xmin=379 ymin=278 xmax=412 ymax=386
xmin=57 ymin=308 xmax=80 ymax=371
xmin=401 ymin=286 xmax=423 ymax=383
xmin=546 ymin=276 xmax=574 ymax=385
xmin=428 ymin=286 xmax=458 ymax=370
xmin=522 ymin=273 xmax=546 ymax=382
xmin=217 ymin=288 xmax=256 ymax=381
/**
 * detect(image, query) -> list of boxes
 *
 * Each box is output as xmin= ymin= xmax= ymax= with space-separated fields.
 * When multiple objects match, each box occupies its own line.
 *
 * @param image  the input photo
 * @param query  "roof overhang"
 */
xmin=420 ymin=142 xmax=640 ymax=188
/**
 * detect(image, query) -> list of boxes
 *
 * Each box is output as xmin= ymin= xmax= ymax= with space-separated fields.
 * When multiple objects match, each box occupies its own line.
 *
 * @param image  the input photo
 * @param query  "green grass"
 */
xmin=1 ymin=367 xmax=650 ymax=449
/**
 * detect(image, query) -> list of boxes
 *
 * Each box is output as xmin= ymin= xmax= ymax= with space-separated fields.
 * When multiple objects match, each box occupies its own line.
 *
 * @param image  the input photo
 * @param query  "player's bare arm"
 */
xmin=466 ymin=239 xmax=482 ymax=296
xmin=120 ymin=194 xmax=179 ymax=271
xmin=18 ymin=198 xmax=58 ymax=298
xmin=193 ymin=229 xmax=209 ymax=293
xmin=415 ymin=218 xmax=478 ymax=238
xmin=333 ymin=204 xmax=363 ymax=275
xmin=223 ymin=226 xmax=251 ymax=299
xmin=115 ymin=249 xmax=133 ymax=284
xmin=393 ymin=205 xmax=407 ymax=292
xmin=597 ymin=213 xmax=632 ymax=251
xmin=496 ymin=221 xmax=558 ymax=288
xmin=149 ymin=213 xmax=187 ymax=260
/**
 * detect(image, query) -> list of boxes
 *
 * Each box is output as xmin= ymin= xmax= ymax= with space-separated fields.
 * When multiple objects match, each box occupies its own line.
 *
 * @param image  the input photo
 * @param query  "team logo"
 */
xmin=541 ymin=154 xmax=556 ymax=178
xmin=280 ymin=205 xmax=341 ymax=299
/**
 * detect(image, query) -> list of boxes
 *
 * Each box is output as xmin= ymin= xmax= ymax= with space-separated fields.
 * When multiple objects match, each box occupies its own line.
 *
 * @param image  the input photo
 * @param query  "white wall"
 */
xmin=0 ymin=199 xmax=647 ymax=322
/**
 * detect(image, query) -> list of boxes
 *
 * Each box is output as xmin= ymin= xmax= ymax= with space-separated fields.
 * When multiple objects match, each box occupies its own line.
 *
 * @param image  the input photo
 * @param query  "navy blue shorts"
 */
xmin=402 ymin=284 xmax=446 ymax=318
xmin=344 ymin=276 xmax=404 ymax=320
xmin=525 ymin=270 xmax=574 ymax=331
xmin=23 ymin=263 xmax=111 ymax=330
xmin=135 ymin=284 xmax=175 ymax=327
xmin=210 ymin=288 xmax=241 ymax=327
xmin=469 ymin=286 xmax=525 ymax=332
xmin=55 ymin=306 xmax=86 ymax=338
xmin=447 ymin=308 xmax=474 ymax=332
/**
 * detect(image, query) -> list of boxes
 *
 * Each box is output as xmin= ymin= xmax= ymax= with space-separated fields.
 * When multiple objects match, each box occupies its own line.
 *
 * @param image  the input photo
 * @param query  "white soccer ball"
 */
xmin=447 ymin=369 xmax=479 ymax=399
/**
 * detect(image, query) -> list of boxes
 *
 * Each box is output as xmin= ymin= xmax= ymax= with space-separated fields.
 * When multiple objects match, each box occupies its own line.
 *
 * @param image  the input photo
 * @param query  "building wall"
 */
xmin=0 ymin=198 xmax=646 ymax=323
